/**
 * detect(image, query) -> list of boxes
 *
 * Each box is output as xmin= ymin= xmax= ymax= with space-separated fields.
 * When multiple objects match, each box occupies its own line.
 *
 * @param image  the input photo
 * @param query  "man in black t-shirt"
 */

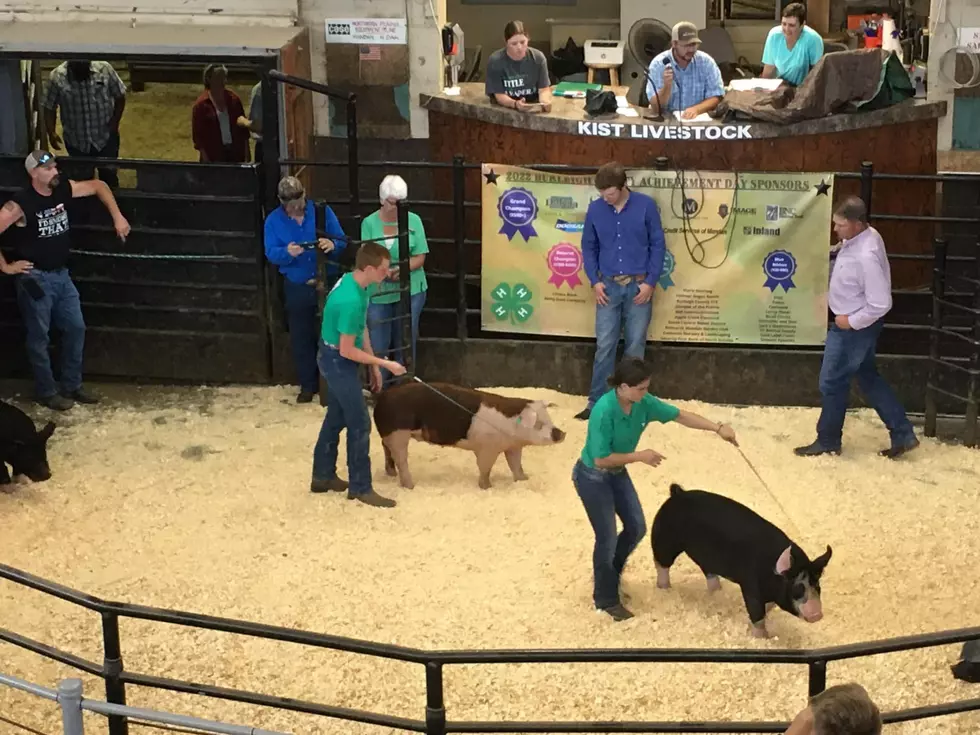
xmin=0 ymin=150 xmax=130 ymax=411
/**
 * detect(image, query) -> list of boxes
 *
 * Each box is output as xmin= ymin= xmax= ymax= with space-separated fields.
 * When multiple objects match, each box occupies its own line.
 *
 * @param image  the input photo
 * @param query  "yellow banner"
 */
xmin=480 ymin=164 xmax=834 ymax=345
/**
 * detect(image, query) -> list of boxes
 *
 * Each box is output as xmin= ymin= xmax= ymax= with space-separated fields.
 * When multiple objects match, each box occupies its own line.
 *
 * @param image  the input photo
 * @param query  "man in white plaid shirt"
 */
xmin=43 ymin=60 xmax=126 ymax=188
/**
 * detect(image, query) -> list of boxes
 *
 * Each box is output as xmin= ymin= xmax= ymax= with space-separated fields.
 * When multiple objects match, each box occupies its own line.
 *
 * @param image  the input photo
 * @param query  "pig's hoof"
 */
xmin=399 ymin=479 xmax=415 ymax=490
xmin=478 ymin=479 xmax=492 ymax=490
xmin=750 ymin=625 xmax=771 ymax=639
xmin=706 ymin=576 xmax=722 ymax=593
xmin=385 ymin=464 xmax=397 ymax=477
xmin=513 ymin=473 xmax=528 ymax=482
xmin=656 ymin=581 xmax=671 ymax=590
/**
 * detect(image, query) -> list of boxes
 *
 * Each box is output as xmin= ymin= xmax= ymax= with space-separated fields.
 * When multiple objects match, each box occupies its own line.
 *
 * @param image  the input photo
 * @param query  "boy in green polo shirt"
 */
xmin=312 ymin=242 xmax=406 ymax=508
xmin=572 ymin=357 xmax=739 ymax=620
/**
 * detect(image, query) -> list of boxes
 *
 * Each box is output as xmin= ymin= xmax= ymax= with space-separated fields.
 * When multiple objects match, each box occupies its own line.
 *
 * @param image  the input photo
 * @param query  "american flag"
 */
xmin=359 ymin=45 xmax=381 ymax=61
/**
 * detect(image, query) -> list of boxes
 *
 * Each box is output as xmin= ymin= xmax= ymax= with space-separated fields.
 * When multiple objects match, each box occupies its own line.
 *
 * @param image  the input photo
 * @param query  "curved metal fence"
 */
xmin=1 ymin=563 xmax=978 ymax=734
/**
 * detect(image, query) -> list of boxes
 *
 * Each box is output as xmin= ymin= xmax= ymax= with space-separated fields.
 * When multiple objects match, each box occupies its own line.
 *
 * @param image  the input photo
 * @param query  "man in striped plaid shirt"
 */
xmin=42 ymin=60 xmax=126 ymax=188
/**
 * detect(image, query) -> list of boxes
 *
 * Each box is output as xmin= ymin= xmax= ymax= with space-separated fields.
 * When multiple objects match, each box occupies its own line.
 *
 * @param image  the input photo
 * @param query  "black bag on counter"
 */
xmin=585 ymin=89 xmax=617 ymax=117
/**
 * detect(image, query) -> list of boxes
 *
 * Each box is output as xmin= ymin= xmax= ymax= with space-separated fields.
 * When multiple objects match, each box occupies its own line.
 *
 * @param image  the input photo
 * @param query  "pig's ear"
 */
xmin=774 ymin=546 xmax=793 ymax=575
xmin=811 ymin=545 xmax=832 ymax=576
xmin=517 ymin=406 xmax=536 ymax=426
xmin=39 ymin=421 xmax=56 ymax=441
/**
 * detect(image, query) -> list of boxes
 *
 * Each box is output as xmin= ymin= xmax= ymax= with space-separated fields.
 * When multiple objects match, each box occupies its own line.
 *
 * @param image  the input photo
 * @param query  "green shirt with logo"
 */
xmin=321 ymin=272 xmax=372 ymax=349
xmin=580 ymin=390 xmax=680 ymax=469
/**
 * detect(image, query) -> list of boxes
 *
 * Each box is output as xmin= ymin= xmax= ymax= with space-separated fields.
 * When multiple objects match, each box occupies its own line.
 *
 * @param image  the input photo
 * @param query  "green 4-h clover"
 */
xmin=491 ymin=282 xmax=534 ymax=325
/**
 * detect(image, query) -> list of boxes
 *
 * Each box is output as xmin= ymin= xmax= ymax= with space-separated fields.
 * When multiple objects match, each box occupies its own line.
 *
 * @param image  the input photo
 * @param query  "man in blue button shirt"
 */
xmin=645 ymin=22 xmax=725 ymax=119
xmin=264 ymin=175 xmax=347 ymax=403
xmin=576 ymin=162 xmax=667 ymax=420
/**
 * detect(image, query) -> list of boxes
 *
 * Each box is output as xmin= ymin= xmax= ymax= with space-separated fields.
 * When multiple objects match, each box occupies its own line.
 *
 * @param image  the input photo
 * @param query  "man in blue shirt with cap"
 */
xmin=264 ymin=175 xmax=347 ymax=403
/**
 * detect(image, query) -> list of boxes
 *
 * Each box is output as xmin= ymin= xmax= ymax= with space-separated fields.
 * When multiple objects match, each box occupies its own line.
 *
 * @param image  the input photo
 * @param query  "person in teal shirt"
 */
xmin=761 ymin=3 xmax=824 ymax=87
xmin=312 ymin=241 xmax=406 ymax=509
xmin=363 ymin=174 xmax=429 ymax=387
xmin=572 ymin=357 xmax=739 ymax=621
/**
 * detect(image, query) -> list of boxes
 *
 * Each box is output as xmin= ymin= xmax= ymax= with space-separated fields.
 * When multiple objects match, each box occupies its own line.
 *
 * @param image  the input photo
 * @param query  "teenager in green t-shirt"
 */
xmin=573 ymin=357 xmax=739 ymax=621
xmin=363 ymin=175 xmax=429 ymax=388
xmin=312 ymin=242 xmax=406 ymax=509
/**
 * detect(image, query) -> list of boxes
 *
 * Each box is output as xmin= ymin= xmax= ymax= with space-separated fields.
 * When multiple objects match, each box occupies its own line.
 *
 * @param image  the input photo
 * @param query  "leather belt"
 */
xmin=608 ymin=274 xmax=646 ymax=286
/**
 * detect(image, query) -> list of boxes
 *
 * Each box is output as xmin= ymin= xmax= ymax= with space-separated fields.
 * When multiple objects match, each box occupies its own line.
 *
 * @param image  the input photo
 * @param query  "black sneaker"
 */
xmin=793 ymin=441 xmax=841 ymax=457
xmin=297 ymin=391 xmax=315 ymax=403
xmin=63 ymin=388 xmax=98 ymax=405
xmin=879 ymin=437 xmax=920 ymax=459
xmin=574 ymin=407 xmax=591 ymax=421
xmin=311 ymin=477 xmax=349 ymax=493
xmin=348 ymin=490 xmax=396 ymax=508
xmin=598 ymin=603 xmax=634 ymax=621
xmin=38 ymin=394 xmax=73 ymax=411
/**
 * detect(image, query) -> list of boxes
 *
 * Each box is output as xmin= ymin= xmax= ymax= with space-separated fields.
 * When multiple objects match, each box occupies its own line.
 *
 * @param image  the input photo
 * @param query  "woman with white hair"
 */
xmin=362 ymin=174 xmax=429 ymax=384
xmin=264 ymin=174 xmax=347 ymax=402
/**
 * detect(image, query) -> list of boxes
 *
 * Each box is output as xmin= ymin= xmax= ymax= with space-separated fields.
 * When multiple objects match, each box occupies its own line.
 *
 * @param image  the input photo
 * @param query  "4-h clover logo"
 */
xmin=491 ymin=282 xmax=534 ymax=324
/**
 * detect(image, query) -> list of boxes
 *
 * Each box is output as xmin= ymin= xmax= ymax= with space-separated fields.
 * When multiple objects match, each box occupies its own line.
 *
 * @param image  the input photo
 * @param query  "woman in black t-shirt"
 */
xmin=484 ymin=20 xmax=553 ymax=113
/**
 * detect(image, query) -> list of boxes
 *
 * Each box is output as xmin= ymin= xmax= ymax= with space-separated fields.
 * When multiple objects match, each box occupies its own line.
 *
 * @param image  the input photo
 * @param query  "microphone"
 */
xmin=639 ymin=56 xmax=669 ymax=122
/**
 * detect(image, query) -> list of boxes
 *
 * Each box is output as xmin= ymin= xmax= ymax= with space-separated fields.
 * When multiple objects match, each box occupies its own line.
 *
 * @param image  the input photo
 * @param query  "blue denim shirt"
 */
xmin=581 ymin=190 xmax=667 ymax=288
xmin=263 ymin=200 xmax=347 ymax=284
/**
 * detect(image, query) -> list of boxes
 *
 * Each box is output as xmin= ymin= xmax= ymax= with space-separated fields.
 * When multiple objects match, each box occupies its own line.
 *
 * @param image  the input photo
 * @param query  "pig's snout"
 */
xmin=800 ymin=599 xmax=823 ymax=623
xmin=551 ymin=427 xmax=566 ymax=443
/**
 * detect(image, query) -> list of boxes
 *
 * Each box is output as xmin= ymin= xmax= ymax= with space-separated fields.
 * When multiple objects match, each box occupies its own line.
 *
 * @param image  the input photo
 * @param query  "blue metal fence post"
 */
xmin=925 ymin=237 xmax=948 ymax=438
xmin=424 ymin=662 xmax=447 ymax=735
xmin=101 ymin=612 xmax=128 ymax=735
xmin=59 ymin=678 xmax=85 ymax=735
xmin=860 ymin=161 xmax=874 ymax=216
xmin=453 ymin=154 xmax=467 ymax=343
xmin=397 ymin=199 xmax=414 ymax=379
xmin=808 ymin=660 xmax=827 ymax=696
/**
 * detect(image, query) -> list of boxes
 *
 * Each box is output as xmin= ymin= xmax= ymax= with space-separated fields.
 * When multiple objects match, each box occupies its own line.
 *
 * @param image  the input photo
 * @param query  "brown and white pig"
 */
xmin=372 ymin=381 xmax=566 ymax=489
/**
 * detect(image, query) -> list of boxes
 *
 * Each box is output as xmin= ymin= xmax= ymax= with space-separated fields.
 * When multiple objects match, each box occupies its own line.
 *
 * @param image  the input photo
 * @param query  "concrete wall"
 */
xmin=929 ymin=0 xmax=980 ymax=168
xmin=304 ymin=0 xmax=446 ymax=139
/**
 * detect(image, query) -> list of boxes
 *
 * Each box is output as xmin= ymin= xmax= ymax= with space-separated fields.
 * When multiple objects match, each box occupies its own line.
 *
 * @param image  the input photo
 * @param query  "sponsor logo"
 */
xmin=744 ymin=225 xmax=781 ymax=236
xmin=547 ymin=196 xmax=578 ymax=210
xmin=766 ymin=204 xmax=802 ymax=221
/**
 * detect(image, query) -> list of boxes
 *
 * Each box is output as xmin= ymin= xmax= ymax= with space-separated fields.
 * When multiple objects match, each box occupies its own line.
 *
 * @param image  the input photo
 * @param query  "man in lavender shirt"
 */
xmin=795 ymin=196 xmax=919 ymax=459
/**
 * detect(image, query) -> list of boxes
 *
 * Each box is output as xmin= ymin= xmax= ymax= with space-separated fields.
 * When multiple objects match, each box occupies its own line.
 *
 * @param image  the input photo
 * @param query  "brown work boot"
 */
xmin=348 ymin=490 xmax=396 ymax=508
xmin=310 ymin=477 xmax=349 ymax=493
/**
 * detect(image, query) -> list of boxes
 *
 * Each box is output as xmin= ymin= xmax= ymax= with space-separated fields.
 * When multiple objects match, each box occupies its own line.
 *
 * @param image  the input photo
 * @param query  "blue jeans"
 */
xmin=282 ymin=277 xmax=319 ymax=394
xmin=816 ymin=319 xmax=916 ymax=450
xmin=65 ymin=130 xmax=120 ymax=189
xmin=15 ymin=269 xmax=86 ymax=399
xmin=312 ymin=342 xmax=372 ymax=495
xmin=367 ymin=289 xmax=426 ymax=387
xmin=572 ymin=460 xmax=648 ymax=610
xmin=587 ymin=278 xmax=653 ymax=406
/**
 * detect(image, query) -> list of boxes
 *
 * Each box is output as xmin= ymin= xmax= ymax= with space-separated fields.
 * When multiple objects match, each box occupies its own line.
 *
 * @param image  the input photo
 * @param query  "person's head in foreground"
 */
xmin=355 ymin=241 xmax=391 ymax=284
xmin=785 ymin=683 xmax=882 ymax=735
xmin=831 ymin=195 xmax=869 ymax=243
xmin=607 ymin=357 xmax=652 ymax=405
xmin=594 ymin=161 xmax=628 ymax=207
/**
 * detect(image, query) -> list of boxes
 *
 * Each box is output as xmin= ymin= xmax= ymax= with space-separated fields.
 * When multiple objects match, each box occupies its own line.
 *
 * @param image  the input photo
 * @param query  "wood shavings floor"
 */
xmin=1 ymin=383 xmax=977 ymax=734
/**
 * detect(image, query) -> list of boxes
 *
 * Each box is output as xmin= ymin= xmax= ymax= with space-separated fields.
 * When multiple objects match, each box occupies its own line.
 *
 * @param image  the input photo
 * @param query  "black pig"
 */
xmin=0 ymin=400 xmax=55 ymax=485
xmin=651 ymin=483 xmax=832 ymax=638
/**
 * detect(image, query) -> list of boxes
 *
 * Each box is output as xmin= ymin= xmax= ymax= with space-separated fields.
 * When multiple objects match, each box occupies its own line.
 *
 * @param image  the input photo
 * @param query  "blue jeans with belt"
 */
xmin=312 ymin=341 xmax=373 ymax=495
xmin=282 ymin=277 xmax=319 ymax=394
xmin=572 ymin=459 xmax=648 ymax=610
xmin=15 ymin=269 xmax=86 ymax=400
xmin=816 ymin=318 xmax=916 ymax=450
xmin=367 ymin=290 xmax=427 ymax=387
xmin=587 ymin=277 xmax=653 ymax=407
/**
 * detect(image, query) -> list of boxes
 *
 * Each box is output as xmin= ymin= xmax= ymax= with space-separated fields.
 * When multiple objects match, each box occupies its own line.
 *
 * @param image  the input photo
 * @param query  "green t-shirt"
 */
xmin=361 ymin=209 xmax=429 ymax=305
xmin=320 ymin=272 xmax=370 ymax=349
xmin=580 ymin=390 xmax=680 ymax=469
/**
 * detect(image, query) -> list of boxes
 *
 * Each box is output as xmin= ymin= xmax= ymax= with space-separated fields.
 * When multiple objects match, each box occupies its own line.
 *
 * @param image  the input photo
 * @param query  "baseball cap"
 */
xmin=672 ymin=21 xmax=702 ymax=44
xmin=25 ymin=150 xmax=56 ymax=172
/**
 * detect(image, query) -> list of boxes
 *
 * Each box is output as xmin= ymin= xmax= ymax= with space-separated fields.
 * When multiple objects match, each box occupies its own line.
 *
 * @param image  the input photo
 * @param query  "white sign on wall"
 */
xmin=959 ymin=28 xmax=980 ymax=52
xmin=325 ymin=18 xmax=407 ymax=45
